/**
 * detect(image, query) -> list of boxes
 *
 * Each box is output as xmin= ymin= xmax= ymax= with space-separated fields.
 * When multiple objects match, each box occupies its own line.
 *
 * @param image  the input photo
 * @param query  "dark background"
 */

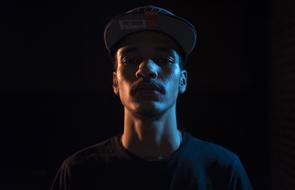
xmin=2 ymin=0 xmax=294 ymax=189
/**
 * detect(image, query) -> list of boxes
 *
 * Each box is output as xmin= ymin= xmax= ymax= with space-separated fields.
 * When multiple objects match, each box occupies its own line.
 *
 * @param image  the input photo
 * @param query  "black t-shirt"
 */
xmin=51 ymin=130 xmax=253 ymax=190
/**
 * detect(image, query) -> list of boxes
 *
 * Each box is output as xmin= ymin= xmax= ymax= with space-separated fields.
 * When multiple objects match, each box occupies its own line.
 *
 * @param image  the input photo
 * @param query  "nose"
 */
xmin=135 ymin=59 xmax=158 ymax=79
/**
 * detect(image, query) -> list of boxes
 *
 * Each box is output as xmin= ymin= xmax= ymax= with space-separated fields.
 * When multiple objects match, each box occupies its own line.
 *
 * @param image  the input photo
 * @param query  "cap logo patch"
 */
xmin=119 ymin=19 xmax=147 ymax=30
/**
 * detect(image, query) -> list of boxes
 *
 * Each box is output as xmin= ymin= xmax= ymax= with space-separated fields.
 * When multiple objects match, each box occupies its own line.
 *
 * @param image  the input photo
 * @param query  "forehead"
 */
xmin=116 ymin=31 xmax=180 ymax=56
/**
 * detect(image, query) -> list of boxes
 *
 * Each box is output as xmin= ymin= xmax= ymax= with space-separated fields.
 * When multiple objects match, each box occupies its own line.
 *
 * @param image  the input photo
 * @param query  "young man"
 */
xmin=51 ymin=5 xmax=253 ymax=190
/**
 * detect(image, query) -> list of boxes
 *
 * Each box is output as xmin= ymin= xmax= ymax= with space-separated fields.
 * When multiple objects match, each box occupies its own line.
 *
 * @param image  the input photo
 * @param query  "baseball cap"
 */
xmin=103 ymin=5 xmax=197 ymax=57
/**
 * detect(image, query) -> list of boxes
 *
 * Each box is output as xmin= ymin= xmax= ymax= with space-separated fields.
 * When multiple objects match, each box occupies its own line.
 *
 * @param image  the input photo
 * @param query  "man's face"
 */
xmin=113 ymin=31 xmax=187 ymax=118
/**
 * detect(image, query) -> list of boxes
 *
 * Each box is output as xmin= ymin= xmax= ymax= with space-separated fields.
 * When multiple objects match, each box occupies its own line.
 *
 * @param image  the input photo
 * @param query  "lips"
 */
xmin=135 ymin=86 xmax=160 ymax=98
xmin=132 ymin=81 xmax=164 ymax=96
xmin=136 ymin=84 xmax=160 ymax=92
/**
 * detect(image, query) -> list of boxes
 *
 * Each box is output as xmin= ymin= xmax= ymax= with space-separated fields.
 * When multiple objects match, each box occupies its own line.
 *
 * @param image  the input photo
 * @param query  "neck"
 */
xmin=121 ymin=106 xmax=182 ymax=160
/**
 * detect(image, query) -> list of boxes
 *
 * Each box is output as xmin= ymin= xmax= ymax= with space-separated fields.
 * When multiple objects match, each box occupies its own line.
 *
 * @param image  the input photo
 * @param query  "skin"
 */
xmin=113 ymin=31 xmax=188 ymax=160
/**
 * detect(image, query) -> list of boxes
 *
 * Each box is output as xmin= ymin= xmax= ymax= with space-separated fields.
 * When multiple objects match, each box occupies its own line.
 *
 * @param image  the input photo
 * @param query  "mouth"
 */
xmin=135 ymin=87 xmax=160 ymax=98
xmin=132 ymin=82 xmax=164 ymax=97
xmin=137 ymin=85 xmax=159 ymax=92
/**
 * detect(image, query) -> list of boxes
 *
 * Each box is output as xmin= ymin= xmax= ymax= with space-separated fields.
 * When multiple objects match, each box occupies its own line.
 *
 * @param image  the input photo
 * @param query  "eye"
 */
xmin=121 ymin=57 xmax=130 ymax=64
xmin=154 ymin=56 xmax=176 ymax=65
xmin=121 ymin=56 xmax=142 ymax=65
xmin=121 ymin=57 xmax=133 ymax=65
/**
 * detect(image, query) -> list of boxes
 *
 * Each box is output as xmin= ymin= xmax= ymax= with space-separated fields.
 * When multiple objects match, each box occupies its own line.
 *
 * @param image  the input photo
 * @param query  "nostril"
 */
xmin=136 ymin=59 xmax=158 ymax=79
xmin=149 ymin=71 xmax=157 ymax=78
xmin=136 ymin=70 xmax=144 ymax=79
xmin=136 ymin=68 xmax=158 ymax=79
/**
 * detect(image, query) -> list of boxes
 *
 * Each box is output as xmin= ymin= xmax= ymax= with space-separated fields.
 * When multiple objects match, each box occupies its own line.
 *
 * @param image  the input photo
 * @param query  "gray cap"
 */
xmin=104 ymin=5 xmax=197 ymax=57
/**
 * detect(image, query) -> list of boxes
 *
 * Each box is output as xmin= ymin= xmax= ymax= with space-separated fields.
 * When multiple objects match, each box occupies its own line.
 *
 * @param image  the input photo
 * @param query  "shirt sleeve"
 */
xmin=228 ymin=156 xmax=254 ymax=190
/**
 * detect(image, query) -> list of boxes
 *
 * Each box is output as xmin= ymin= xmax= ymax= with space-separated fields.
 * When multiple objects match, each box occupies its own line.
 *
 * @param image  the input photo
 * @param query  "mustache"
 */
xmin=131 ymin=79 xmax=165 ymax=95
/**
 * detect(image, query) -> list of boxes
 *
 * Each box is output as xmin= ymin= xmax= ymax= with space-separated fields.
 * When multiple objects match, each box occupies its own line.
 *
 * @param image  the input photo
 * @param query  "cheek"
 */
xmin=117 ymin=66 xmax=137 ymax=81
xmin=163 ymin=67 xmax=181 ymax=83
xmin=163 ymin=72 xmax=181 ymax=94
xmin=116 ymin=69 xmax=135 ymax=93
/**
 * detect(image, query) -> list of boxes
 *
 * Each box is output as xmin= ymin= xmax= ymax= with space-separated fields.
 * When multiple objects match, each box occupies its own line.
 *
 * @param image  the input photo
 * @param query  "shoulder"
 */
xmin=62 ymin=136 xmax=117 ymax=168
xmin=183 ymin=133 xmax=253 ymax=189
xmin=51 ymin=137 xmax=119 ymax=190
xmin=184 ymin=133 xmax=240 ymax=167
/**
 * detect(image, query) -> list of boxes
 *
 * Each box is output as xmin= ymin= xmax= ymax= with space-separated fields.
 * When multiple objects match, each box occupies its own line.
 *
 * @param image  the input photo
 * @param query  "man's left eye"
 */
xmin=155 ymin=57 xmax=175 ymax=65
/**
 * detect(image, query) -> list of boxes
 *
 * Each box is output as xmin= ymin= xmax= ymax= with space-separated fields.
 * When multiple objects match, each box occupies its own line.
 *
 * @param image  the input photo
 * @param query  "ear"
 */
xmin=179 ymin=70 xmax=187 ymax=94
xmin=113 ymin=72 xmax=119 ymax=95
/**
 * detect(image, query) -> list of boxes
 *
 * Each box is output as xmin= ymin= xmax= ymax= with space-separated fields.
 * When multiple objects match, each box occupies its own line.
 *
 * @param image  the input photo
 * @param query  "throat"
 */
xmin=120 ymin=129 xmax=183 ymax=161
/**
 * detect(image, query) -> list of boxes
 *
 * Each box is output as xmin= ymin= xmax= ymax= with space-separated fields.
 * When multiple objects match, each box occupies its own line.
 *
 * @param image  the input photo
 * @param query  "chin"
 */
xmin=135 ymin=110 xmax=164 ymax=120
xmin=132 ymin=102 xmax=168 ymax=119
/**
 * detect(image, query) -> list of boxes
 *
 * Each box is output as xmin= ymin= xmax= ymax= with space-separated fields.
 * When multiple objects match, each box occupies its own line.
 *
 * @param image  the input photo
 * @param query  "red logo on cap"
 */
xmin=144 ymin=11 xmax=159 ymax=28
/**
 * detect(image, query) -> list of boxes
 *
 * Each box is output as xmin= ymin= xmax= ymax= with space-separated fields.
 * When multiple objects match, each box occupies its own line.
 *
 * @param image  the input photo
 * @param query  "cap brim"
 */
xmin=104 ymin=13 xmax=197 ymax=56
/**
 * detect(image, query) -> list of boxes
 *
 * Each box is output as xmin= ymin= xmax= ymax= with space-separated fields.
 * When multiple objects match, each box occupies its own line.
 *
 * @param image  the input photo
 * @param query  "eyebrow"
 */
xmin=119 ymin=47 xmax=139 ymax=55
xmin=155 ymin=47 xmax=174 ymax=53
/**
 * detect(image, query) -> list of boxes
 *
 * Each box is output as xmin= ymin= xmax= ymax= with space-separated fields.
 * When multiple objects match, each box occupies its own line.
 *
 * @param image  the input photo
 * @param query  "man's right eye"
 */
xmin=121 ymin=57 xmax=130 ymax=64
xmin=121 ymin=57 xmax=140 ymax=65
